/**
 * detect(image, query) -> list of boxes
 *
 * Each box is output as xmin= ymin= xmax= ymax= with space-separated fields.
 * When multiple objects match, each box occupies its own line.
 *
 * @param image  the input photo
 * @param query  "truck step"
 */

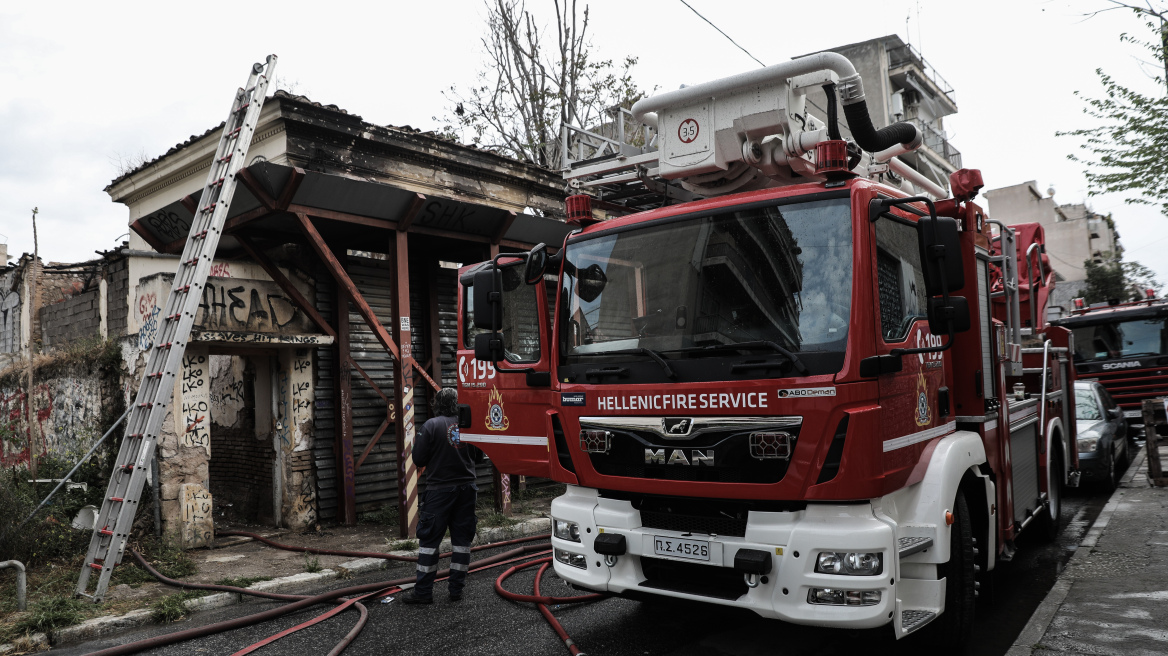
xmin=898 ymin=536 xmax=933 ymax=558
xmin=900 ymin=609 xmax=937 ymax=634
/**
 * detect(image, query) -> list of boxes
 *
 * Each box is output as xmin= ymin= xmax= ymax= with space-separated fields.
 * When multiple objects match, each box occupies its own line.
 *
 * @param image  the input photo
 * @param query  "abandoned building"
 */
xmin=2 ymin=90 xmax=570 ymax=546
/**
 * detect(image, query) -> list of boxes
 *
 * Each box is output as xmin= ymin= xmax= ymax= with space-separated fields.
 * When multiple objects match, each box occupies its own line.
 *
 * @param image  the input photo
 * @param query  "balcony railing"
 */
xmin=908 ymin=118 xmax=962 ymax=170
xmin=887 ymin=43 xmax=955 ymax=103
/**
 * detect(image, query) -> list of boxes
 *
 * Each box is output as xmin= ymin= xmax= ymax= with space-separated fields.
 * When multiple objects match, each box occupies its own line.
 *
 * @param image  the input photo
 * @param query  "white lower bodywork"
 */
xmin=550 ymin=431 xmax=991 ymax=636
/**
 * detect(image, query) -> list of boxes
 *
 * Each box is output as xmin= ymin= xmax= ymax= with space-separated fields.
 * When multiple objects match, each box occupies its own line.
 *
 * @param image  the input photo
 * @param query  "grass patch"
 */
xmin=479 ymin=512 xmax=519 ymax=528
xmin=385 ymin=538 xmax=418 ymax=551
xmin=358 ymin=505 xmax=398 ymax=526
xmin=213 ymin=576 xmax=272 ymax=588
xmin=10 ymin=595 xmax=85 ymax=636
xmin=303 ymin=553 xmax=322 ymax=574
xmin=150 ymin=590 xmax=206 ymax=624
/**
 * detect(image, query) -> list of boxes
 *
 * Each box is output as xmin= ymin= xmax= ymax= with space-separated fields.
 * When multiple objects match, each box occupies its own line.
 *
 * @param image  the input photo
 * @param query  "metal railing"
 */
xmin=907 ymin=118 xmax=962 ymax=170
xmin=561 ymin=106 xmax=655 ymax=170
xmin=887 ymin=43 xmax=955 ymax=103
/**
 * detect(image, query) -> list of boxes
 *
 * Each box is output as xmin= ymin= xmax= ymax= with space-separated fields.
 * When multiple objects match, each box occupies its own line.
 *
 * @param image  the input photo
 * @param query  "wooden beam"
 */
xmin=289 ymin=204 xmax=394 ymax=230
xmin=351 ymin=359 xmax=395 ymax=474
xmin=235 ymin=234 xmax=336 ymax=338
xmin=296 ymin=213 xmax=400 ymax=360
xmin=335 ymin=282 xmax=357 ymax=525
xmin=354 ymin=417 xmax=390 ymax=473
xmin=427 ymin=256 xmax=443 ymax=384
xmin=396 ymin=193 xmax=427 ymax=232
xmin=129 ymin=218 xmax=169 ymax=253
xmin=237 ymin=168 xmax=277 ymax=211
xmin=411 ymin=359 xmax=440 ymax=393
xmin=492 ymin=211 xmax=518 ymax=244
xmin=275 ymin=167 xmax=305 ymax=210
xmin=179 ymin=195 xmax=198 ymax=216
xmin=392 ymin=230 xmax=419 ymax=538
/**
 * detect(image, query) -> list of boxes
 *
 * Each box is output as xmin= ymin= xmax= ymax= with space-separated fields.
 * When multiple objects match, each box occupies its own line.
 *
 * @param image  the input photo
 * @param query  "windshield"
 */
xmin=1075 ymin=388 xmax=1102 ymax=420
xmin=560 ymin=198 xmax=852 ymax=359
xmin=1071 ymin=317 xmax=1168 ymax=363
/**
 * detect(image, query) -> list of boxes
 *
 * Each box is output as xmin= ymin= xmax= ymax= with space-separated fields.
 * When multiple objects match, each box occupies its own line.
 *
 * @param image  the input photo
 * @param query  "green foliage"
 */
xmin=213 ymin=575 xmax=272 ymax=588
xmin=150 ymin=590 xmax=205 ymax=624
xmin=1058 ymin=14 xmax=1168 ymax=215
xmin=0 ymin=459 xmax=105 ymax=567
xmin=435 ymin=0 xmax=645 ymax=169
xmin=385 ymin=538 xmax=418 ymax=551
xmin=303 ymin=553 xmax=322 ymax=573
xmin=358 ymin=504 xmax=398 ymax=526
xmin=11 ymin=595 xmax=85 ymax=635
xmin=133 ymin=534 xmax=197 ymax=579
xmin=1084 ymin=251 xmax=1162 ymax=303
xmin=479 ymin=511 xmax=519 ymax=528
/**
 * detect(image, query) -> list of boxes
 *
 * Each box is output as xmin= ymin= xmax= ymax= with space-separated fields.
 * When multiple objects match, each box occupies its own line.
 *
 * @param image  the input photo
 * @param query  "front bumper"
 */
xmin=550 ymin=486 xmax=938 ymax=630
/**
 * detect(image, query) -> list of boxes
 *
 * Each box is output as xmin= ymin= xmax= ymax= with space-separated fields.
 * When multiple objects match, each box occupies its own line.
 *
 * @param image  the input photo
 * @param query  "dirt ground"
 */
xmin=101 ymin=488 xmax=557 ymax=607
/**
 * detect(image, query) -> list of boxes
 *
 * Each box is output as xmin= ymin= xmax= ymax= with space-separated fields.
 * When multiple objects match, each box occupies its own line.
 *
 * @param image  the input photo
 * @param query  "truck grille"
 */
xmin=1083 ymin=363 xmax=1168 ymax=410
xmin=639 ymin=510 xmax=747 ymax=537
xmin=586 ymin=424 xmax=796 ymax=484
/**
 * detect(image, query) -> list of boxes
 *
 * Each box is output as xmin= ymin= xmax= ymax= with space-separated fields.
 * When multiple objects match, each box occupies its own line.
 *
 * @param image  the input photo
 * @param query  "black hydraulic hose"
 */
xmin=822 ymin=84 xmax=842 ymax=142
xmin=841 ymin=98 xmax=920 ymax=154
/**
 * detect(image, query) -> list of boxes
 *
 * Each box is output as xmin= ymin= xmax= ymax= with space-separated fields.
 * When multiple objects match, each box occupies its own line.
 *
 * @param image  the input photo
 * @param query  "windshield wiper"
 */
xmin=677 ymin=340 xmax=809 ymax=375
xmin=576 ymin=347 xmax=677 ymax=380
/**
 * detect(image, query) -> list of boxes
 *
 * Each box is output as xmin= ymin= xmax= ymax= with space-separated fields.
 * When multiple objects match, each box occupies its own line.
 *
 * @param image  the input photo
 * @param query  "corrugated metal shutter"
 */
xmin=313 ymin=264 xmax=338 ymax=521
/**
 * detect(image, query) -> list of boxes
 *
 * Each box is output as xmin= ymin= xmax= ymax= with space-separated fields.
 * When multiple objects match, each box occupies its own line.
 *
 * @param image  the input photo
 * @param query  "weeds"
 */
xmin=479 ymin=512 xmax=519 ymax=528
xmin=303 ymin=553 xmax=322 ymax=574
xmin=213 ymin=576 xmax=272 ymax=588
xmin=10 ymin=595 xmax=85 ymax=636
xmin=131 ymin=535 xmax=196 ymax=579
xmin=150 ymin=590 xmax=205 ymax=624
xmin=385 ymin=538 xmax=418 ymax=551
xmin=358 ymin=505 xmax=398 ymax=526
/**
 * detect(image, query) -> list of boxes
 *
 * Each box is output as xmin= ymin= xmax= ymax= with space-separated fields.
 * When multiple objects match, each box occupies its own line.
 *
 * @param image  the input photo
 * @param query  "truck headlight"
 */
xmin=807 ymin=588 xmax=881 ymax=606
xmin=815 ymin=551 xmax=883 ymax=576
xmin=553 ymin=519 xmax=581 ymax=542
xmin=554 ymin=548 xmax=588 ymax=569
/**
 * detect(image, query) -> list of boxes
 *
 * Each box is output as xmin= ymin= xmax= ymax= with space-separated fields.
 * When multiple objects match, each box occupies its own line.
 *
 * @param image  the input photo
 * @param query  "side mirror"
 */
xmin=473 ymin=268 xmax=501 ymax=330
xmin=927 ymin=296 xmax=971 ymax=334
xmin=474 ymin=332 xmax=504 ymax=362
xmin=576 ymin=263 xmax=608 ymax=303
xmin=1108 ymin=406 xmax=1122 ymax=419
xmin=917 ymin=216 xmax=965 ymax=295
xmin=524 ymin=243 xmax=548 ymax=285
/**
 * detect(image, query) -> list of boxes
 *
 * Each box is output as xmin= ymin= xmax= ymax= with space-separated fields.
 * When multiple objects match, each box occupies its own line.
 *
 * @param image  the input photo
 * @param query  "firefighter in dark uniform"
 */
xmin=402 ymin=387 xmax=481 ymax=603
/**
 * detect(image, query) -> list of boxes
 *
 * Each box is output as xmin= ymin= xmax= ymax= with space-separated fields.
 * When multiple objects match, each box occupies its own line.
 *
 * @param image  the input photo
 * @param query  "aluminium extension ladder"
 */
xmin=75 ymin=56 xmax=277 ymax=602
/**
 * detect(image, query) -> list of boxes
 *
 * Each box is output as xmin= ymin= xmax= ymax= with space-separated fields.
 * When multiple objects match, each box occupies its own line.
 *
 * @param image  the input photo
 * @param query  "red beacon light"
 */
xmin=565 ymin=194 xmax=599 ymax=227
xmin=1072 ymin=297 xmax=1086 ymax=311
xmin=1146 ymin=288 xmax=1156 ymax=300
xmin=815 ymin=140 xmax=852 ymax=179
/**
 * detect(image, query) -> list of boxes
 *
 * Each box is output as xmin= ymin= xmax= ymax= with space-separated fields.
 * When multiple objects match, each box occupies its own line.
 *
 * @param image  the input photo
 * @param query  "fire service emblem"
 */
xmin=485 ymin=386 xmax=510 ymax=432
xmin=915 ymin=372 xmax=933 ymax=427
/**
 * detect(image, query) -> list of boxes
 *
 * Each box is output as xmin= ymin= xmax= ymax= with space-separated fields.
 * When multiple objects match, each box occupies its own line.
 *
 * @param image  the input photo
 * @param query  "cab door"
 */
xmin=456 ymin=261 xmax=556 ymax=477
xmin=870 ymin=208 xmax=953 ymax=487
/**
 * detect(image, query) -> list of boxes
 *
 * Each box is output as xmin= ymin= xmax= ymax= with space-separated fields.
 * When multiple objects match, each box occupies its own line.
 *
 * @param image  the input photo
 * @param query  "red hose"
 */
xmin=217 ymin=530 xmax=550 ymax=562
xmin=494 ymin=556 xmax=607 ymax=655
xmin=88 ymin=543 xmax=549 ymax=656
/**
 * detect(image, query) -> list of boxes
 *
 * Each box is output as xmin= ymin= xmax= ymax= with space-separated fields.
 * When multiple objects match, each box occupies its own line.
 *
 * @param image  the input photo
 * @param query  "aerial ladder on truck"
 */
xmin=454 ymin=49 xmax=1078 ymax=646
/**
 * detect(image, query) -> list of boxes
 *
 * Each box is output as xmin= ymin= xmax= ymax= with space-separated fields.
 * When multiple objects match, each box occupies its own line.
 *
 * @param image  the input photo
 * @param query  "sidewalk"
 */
xmin=1008 ymin=444 xmax=1168 ymax=655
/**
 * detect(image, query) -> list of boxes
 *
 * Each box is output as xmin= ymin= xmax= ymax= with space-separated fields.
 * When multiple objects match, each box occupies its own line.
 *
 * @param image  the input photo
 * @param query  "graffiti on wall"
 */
xmin=180 ymin=483 xmax=214 ymax=549
xmin=208 ymin=356 xmax=246 ymax=427
xmin=178 ymin=348 xmax=211 ymax=455
xmin=134 ymin=274 xmax=316 ymax=345
xmin=1 ymin=377 xmax=103 ymax=466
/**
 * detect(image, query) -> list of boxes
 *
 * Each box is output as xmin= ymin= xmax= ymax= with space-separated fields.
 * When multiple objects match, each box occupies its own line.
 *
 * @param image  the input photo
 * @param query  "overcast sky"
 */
xmin=2 ymin=0 xmax=1165 ymax=282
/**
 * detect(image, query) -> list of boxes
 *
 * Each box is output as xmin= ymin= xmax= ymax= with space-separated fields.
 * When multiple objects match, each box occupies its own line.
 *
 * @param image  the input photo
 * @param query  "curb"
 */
xmin=3 ymin=516 xmax=551 ymax=650
xmin=1004 ymin=445 xmax=1146 ymax=656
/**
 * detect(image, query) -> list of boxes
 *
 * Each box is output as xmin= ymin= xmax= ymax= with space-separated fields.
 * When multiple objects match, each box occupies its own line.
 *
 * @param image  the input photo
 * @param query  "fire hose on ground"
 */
xmin=86 ymin=531 xmax=606 ymax=656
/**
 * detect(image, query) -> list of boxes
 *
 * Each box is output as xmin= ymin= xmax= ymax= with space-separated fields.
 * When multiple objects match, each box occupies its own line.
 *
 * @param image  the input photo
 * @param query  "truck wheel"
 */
xmin=928 ymin=493 xmax=976 ymax=646
xmin=1035 ymin=448 xmax=1064 ymax=542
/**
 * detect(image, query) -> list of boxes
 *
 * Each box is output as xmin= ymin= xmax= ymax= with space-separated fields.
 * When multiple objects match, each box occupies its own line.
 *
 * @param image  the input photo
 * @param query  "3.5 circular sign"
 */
xmin=678 ymin=118 xmax=699 ymax=143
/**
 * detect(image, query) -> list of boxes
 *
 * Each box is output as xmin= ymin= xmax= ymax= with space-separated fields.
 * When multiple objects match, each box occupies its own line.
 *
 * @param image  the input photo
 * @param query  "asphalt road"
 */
xmin=55 ymin=487 xmax=1110 ymax=656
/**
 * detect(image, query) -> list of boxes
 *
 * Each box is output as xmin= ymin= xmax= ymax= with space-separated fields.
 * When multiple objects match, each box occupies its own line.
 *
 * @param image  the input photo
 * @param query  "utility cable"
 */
xmin=678 ymin=0 xmax=765 ymax=67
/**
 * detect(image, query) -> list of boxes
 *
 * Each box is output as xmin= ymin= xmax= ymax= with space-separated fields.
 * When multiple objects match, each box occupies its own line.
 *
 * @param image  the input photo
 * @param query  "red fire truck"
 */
xmin=1053 ymin=293 xmax=1168 ymax=433
xmin=454 ymin=52 xmax=1078 ymax=642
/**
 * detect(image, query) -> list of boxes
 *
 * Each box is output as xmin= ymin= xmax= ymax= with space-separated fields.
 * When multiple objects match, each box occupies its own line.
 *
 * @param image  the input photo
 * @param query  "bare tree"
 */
xmin=1084 ymin=1 xmax=1168 ymax=91
xmin=436 ymin=0 xmax=644 ymax=169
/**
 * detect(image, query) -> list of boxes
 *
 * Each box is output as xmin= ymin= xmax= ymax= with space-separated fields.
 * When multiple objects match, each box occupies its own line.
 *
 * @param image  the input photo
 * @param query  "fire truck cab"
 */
xmin=453 ymin=52 xmax=1077 ymax=642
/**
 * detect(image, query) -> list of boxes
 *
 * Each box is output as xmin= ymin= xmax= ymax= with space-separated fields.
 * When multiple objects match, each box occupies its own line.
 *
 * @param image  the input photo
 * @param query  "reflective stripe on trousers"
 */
xmin=413 ymin=483 xmax=478 ymax=598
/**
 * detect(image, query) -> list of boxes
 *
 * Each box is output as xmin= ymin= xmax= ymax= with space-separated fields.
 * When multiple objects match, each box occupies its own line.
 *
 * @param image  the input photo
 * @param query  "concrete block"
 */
xmin=52 ymin=608 xmax=153 ymax=645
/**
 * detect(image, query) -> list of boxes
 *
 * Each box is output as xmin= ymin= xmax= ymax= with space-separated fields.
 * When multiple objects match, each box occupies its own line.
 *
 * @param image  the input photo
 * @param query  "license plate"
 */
xmin=1124 ymin=410 xmax=1143 ymax=419
xmin=653 ymin=536 xmax=710 ymax=561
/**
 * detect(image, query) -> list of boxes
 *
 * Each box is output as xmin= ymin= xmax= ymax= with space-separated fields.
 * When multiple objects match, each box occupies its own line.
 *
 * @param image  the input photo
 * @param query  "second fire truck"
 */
xmin=454 ymin=51 xmax=1078 ymax=642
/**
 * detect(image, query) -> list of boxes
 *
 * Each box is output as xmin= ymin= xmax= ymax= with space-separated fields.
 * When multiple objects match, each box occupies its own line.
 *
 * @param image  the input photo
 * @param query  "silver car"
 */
xmin=1075 ymin=381 xmax=1131 ymax=491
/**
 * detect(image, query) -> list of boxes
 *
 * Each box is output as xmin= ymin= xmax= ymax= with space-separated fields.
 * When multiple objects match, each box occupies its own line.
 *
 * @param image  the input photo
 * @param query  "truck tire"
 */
xmin=1100 ymin=448 xmax=1118 ymax=493
xmin=1035 ymin=448 xmax=1064 ymax=542
xmin=927 ymin=492 xmax=976 ymax=646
